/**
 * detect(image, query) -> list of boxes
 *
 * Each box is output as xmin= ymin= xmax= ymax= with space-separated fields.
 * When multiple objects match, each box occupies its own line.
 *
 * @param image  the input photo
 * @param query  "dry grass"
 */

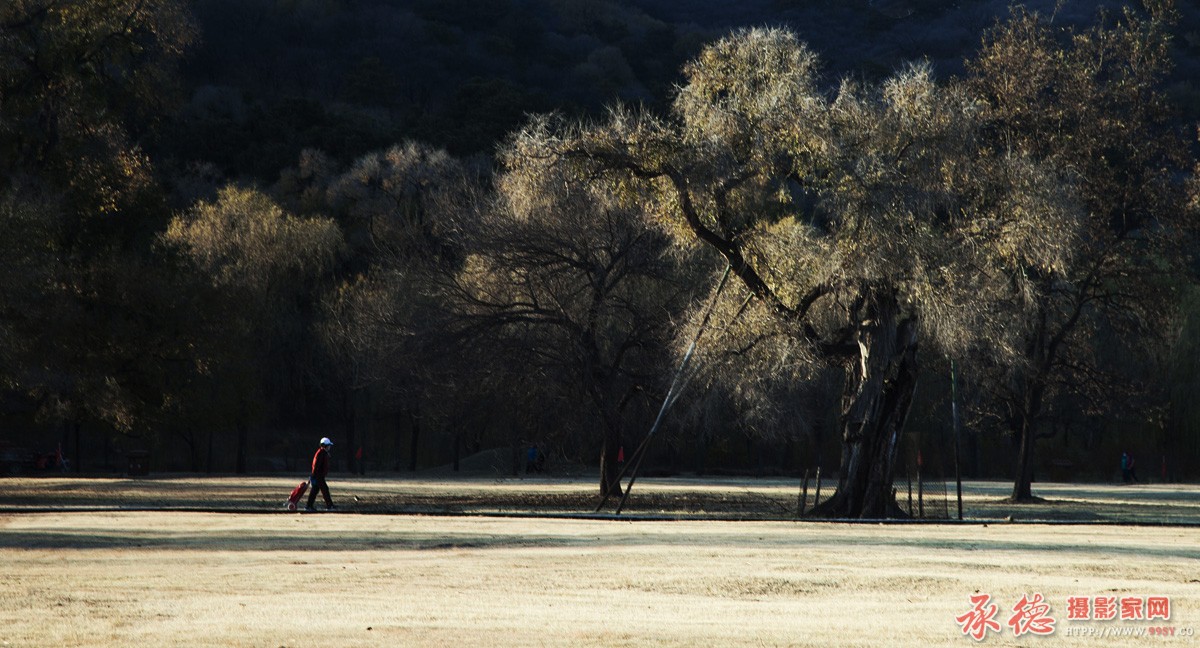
xmin=3 ymin=474 xmax=1198 ymax=522
xmin=1 ymin=477 xmax=1198 ymax=646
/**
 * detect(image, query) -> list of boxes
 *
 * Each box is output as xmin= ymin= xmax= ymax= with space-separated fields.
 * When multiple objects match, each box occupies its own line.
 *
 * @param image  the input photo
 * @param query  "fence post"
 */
xmin=798 ymin=469 xmax=810 ymax=518
xmin=906 ymin=459 xmax=913 ymax=516
xmin=917 ymin=449 xmax=924 ymax=519
xmin=813 ymin=466 xmax=822 ymax=511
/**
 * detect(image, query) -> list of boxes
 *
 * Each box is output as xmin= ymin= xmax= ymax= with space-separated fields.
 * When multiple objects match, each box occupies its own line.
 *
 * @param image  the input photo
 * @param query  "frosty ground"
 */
xmin=0 ymin=477 xmax=1197 ymax=647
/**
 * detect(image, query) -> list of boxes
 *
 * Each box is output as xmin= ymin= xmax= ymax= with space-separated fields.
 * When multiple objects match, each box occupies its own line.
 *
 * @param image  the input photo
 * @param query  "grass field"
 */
xmin=1 ymin=476 xmax=1198 ymax=646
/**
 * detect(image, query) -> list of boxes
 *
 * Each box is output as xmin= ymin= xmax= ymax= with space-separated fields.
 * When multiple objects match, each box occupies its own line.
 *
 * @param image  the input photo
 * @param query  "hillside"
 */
xmin=162 ymin=0 xmax=1200 ymax=180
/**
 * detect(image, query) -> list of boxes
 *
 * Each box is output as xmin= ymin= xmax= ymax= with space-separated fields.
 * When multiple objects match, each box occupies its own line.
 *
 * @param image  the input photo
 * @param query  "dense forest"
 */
xmin=3 ymin=0 xmax=1200 ymax=515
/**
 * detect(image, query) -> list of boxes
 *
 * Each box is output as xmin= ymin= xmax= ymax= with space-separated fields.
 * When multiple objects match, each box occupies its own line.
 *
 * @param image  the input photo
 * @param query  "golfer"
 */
xmin=306 ymin=437 xmax=336 ymax=511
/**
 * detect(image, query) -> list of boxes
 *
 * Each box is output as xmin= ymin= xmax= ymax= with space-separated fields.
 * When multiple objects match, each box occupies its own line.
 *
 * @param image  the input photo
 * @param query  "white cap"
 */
xmin=320 ymin=437 xmax=333 ymax=446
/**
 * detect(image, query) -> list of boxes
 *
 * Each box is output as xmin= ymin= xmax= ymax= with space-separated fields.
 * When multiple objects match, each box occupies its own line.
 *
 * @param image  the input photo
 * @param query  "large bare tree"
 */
xmin=161 ymin=186 xmax=343 ymax=472
xmin=311 ymin=142 xmax=470 ymax=472
xmin=444 ymin=149 xmax=692 ymax=496
xmin=508 ymin=27 xmax=1079 ymax=517
xmin=964 ymin=3 xmax=1193 ymax=501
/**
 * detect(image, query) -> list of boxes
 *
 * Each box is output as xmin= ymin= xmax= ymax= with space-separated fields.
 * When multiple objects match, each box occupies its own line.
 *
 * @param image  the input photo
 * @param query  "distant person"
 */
xmin=526 ymin=444 xmax=545 ymax=474
xmin=306 ymin=437 xmax=335 ymax=511
xmin=1121 ymin=452 xmax=1138 ymax=484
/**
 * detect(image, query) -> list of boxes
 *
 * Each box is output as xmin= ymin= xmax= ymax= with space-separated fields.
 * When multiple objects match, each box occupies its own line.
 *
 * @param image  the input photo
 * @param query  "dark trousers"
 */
xmin=306 ymin=477 xmax=333 ymax=508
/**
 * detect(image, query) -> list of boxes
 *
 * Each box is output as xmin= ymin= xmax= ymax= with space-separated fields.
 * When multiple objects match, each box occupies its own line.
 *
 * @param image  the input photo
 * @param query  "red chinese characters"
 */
xmin=1147 ymin=596 xmax=1171 ymax=620
xmin=1066 ymin=596 xmax=1091 ymax=620
xmin=957 ymin=593 xmax=1171 ymax=637
xmin=1121 ymin=597 xmax=1146 ymax=620
xmin=1093 ymin=596 xmax=1118 ymax=620
xmin=956 ymin=593 xmax=1002 ymax=641
xmin=1008 ymin=593 xmax=1057 ymax=637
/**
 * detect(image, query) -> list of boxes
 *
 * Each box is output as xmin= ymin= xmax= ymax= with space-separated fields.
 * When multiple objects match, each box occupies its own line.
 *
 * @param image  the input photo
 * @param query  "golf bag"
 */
xmin=286 ymin=480 xmax=309 ymax=511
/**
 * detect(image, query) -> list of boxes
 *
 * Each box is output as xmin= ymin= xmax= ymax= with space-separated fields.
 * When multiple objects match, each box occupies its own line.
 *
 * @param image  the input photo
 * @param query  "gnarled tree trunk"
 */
xmin=812 ymin=294 xmax=918 ymax=518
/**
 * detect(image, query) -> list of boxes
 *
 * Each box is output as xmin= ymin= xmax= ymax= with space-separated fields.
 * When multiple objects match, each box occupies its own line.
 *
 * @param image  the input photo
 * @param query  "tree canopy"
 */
xmin=1 ymin=0 xmax=1198 ymax=500
xmin=503 ymin=27 xmax=1086 ymax=515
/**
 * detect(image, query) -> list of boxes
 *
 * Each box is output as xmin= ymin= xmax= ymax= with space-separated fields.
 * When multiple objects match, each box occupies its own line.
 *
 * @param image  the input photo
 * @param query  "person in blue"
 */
xmin=1121 ymin=452 xmax=1138 ymax=484
xmin=526 ymin=443 xmax=545 ymax=473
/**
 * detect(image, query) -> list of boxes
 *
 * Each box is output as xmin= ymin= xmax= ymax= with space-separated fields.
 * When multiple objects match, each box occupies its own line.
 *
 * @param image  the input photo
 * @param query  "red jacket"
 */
xmin=311 ymin=447 xmax=330 ymax=479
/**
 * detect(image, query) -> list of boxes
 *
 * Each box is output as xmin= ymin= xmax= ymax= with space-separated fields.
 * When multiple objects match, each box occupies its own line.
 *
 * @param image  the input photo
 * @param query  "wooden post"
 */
xmin=906 ymin=458 xmax=913 ymax=515
xmin=917 ymin=448 xmax=924 ymax=520
xmin=951 ymin=360 xmax=964 ymax=521
xmin=813 ymin=466 xmax=822 ymax=510
xmin=798 ymin=469 xmax=810 ymax=518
